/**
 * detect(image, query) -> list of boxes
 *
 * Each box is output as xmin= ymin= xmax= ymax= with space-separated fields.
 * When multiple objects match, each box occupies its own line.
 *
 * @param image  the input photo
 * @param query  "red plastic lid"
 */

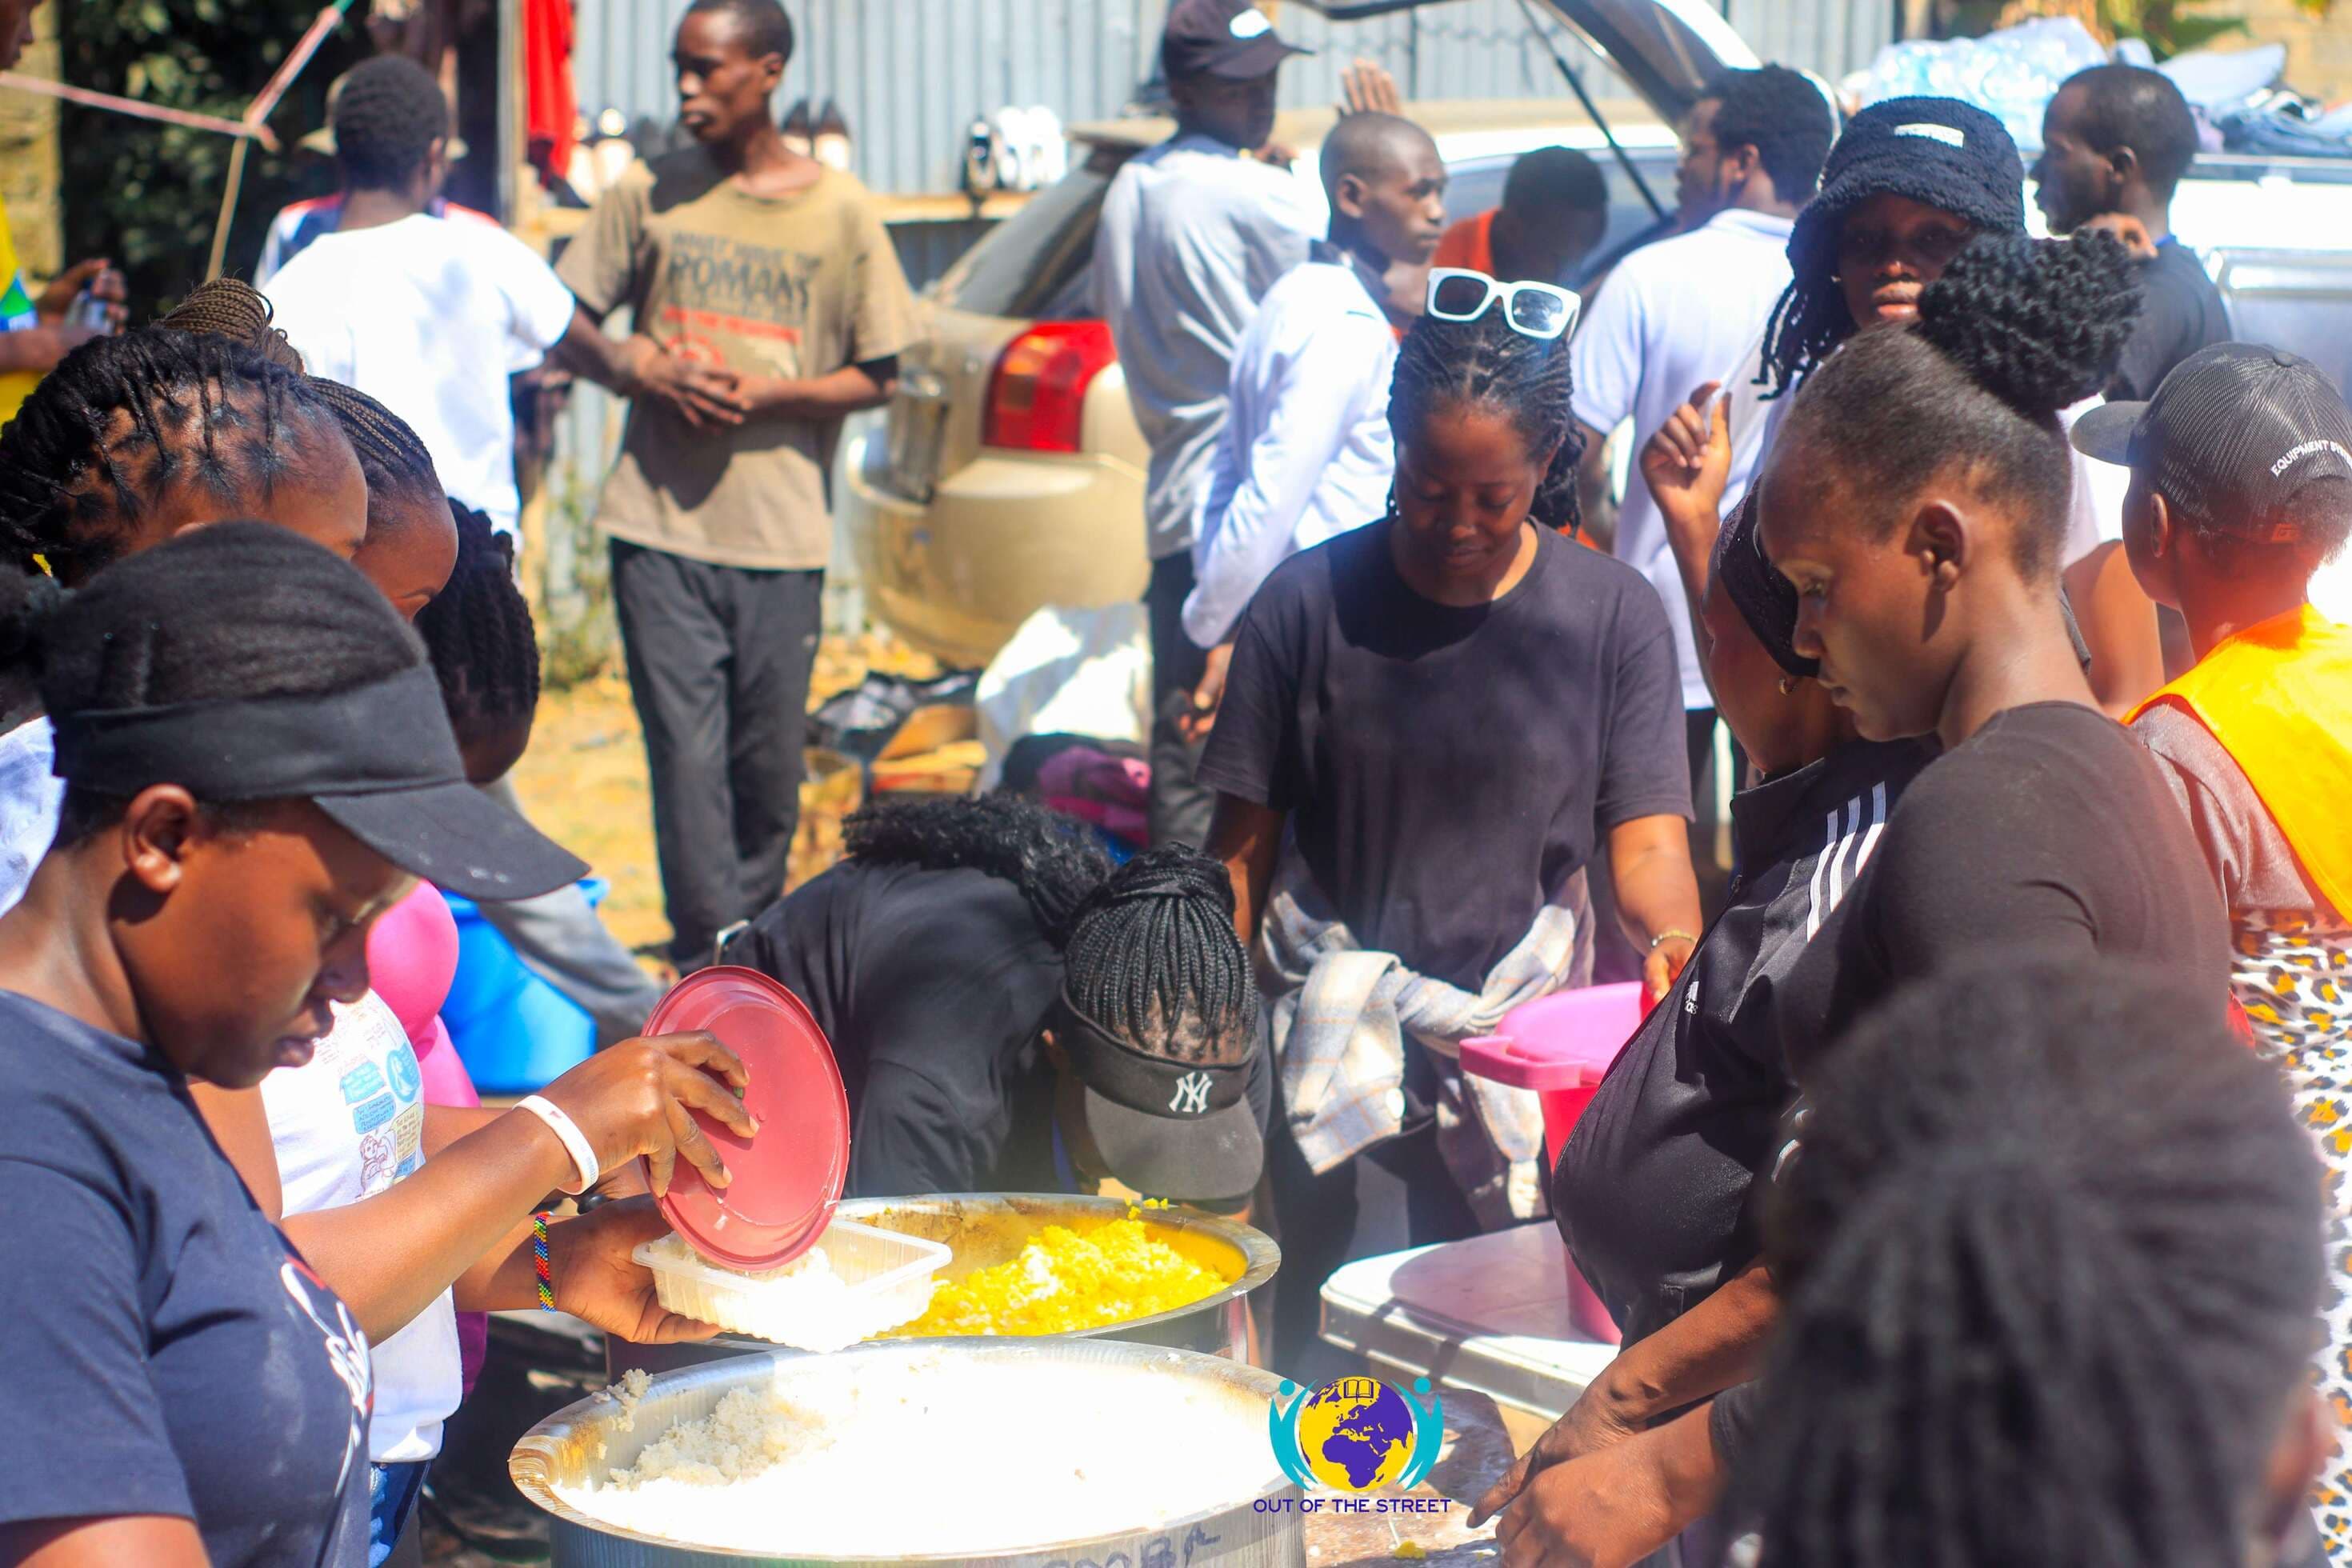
xmin=639 ymin=966 xmax=849 ymax=1270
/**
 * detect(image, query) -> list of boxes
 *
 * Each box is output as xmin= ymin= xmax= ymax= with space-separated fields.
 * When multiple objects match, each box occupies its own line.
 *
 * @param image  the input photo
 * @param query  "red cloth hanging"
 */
xmin=523 ymin=0 xmax=576 ymax=188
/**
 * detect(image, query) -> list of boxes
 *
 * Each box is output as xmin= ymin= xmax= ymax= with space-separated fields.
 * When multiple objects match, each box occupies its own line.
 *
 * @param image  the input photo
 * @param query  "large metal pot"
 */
xmin=608 ymin=1194 xmax=1279 ymax=1382
xmin=514 ymin=1338 xmax=1306 ymax=1567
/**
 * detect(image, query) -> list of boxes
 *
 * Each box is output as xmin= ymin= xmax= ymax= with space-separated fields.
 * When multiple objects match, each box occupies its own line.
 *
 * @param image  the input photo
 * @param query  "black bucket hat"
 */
xmin=1788 ymin=97 xmax=2027 ymax=298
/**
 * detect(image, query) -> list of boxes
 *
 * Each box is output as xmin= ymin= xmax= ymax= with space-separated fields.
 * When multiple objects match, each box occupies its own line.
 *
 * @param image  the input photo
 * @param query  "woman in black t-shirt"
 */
xmin=0 ymin=527 xmax=743 ymax=1568
xmin=1478 ymin=235 xmax=2229 ymax=1567
xmin=1202 ymin=275 xmax=1702 ymax=1375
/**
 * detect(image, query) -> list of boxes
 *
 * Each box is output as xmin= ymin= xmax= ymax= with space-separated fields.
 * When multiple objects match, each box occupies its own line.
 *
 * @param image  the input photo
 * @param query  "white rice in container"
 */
xmin=555 ymin=1352 xmax=1284 ymax=1556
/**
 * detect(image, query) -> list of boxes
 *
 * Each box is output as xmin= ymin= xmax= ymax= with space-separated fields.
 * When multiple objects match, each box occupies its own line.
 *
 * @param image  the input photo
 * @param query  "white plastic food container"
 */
xmin=631 ymin=1219 xmax=948 ymax=1352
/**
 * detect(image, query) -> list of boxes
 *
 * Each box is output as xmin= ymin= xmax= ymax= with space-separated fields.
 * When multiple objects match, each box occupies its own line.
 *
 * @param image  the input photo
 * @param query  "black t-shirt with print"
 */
xmin=1779 ymin=702 xmax=2230 ymax=1077
xmin=0 ymin=991 xmax=370 ymax=1567
xmin=1201 ymin=521 xmax=1691 ymax=990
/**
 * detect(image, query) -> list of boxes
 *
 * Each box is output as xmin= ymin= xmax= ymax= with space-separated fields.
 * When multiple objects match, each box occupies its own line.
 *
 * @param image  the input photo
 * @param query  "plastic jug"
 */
xmin=1462 ymin=981 xmax=1650 ymax=1344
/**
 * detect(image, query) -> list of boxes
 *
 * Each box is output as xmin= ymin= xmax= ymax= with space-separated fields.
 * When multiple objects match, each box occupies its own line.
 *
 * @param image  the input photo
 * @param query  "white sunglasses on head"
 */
xmin=1425 ymin=267 xmax=1582 ymax=341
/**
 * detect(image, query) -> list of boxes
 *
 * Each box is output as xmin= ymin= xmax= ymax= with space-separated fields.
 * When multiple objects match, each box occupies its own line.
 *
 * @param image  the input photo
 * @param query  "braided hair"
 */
xmin=151 ymin=278 xmax=445 ymax=518
xmin=415 ymin=502 xmax=536 ymax=756
xmin=1389 ymin=306 xmax=1585 ymax=536
xmin=0 ymin=327 xmax=346 ymax=581
xmin=307 ymin=378 xmax=443 ymax=512
xmin=157 ymin=279 xmax=305 ymax=373
xmin=1783 ymin=231 xmax=2138 ymax=579
xmin=35 ymin=522 xmax=426 ymax=846
xmin=1062 ymin=844 xmax=1258 ymax=1064
xmin=843 ymin=793 xmax=1112 ymax=950
xmin=1740 ymin=961 xmax=2324 ymax=1567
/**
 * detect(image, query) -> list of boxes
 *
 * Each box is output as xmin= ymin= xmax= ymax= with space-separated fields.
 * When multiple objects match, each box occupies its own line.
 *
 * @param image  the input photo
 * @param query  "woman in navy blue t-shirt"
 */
xmin=0 ymin=527 xmax=717 ymax=1568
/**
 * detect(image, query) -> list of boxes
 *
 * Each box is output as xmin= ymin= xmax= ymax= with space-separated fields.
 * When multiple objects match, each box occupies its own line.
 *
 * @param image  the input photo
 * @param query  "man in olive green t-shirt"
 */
xmin=558 ymin=0 xmax=914 ymax=967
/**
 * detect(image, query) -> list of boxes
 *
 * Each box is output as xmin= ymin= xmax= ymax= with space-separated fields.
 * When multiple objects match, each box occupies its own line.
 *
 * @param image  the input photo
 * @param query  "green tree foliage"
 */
xmin=58 ymin=0 xmax=370 ymax=315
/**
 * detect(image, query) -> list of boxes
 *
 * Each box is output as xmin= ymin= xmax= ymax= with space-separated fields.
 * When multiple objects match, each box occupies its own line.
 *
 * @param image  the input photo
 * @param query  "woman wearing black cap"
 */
xmin=1650 ymin=95 xmax=2166 ymax=713
xmin=2077 ymin=342 xmax=2352 ymax=1560
xmin=1480 ymin=232 xmax=2227 ymax=1568
xmin=721 ymin=798 xmax=1270 ymax=1209
xmin=0 ymin=525 xmax=749 ymax=1568
xmin=1468 ymin=495 xmax=1929 ymax=1550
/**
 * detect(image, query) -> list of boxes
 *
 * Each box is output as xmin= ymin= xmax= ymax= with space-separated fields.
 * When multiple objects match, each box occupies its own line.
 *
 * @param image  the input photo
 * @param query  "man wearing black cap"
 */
xmin=1092 ymin=0 xmax=1317 ymax=850
xmin=2035 ymin=65 xmax=2230 ymax=403
xmin=2076 ymin=342 xmax=2352 ymax=1566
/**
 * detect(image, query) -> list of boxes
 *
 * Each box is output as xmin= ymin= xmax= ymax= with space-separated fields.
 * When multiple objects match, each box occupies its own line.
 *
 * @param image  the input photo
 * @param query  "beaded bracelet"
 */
xmin=532 ymin=1211 xmax=555 ymax=1311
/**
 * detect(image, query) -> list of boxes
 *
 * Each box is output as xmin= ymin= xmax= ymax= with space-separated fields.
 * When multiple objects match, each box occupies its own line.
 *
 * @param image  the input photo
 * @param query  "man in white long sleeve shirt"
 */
xmin=1181 ymin=113 xmax=1446 ymax=722
xmin=1567 ymin=65 xmax=1833 ymax=800
xmin=1092 ymin=0 xmax=1317 ymax=846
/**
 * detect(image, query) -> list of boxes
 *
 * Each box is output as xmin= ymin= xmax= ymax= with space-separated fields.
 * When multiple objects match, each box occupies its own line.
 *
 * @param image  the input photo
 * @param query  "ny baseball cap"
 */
xmin=2072 ymin=342 xmax=2352 ymax=542
xmin=1162 ymin=0 xmax=1310 ymax=82
xmin=1050 ymin=990 xmax=1263 ymax=1205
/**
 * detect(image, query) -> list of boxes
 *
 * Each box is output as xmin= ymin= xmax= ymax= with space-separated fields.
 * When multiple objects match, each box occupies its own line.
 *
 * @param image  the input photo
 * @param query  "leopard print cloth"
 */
xmin=2235 ymin=912 xmax=2352 ymax=1564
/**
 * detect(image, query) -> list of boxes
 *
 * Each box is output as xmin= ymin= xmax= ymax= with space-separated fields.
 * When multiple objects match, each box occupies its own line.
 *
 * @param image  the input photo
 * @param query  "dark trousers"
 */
xmin=610 ymin=540 xmax=822 ymax=967
xmin=1266 ymin=1109 xmax=1482 ymax=1384
xmin=1145 ymin=552 xmax=1214 ymax=848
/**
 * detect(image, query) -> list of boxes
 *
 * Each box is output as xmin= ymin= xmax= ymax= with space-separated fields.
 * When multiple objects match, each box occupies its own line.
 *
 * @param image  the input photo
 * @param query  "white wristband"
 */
xmin=517 ymin=1095 xmax=600 ymax=1196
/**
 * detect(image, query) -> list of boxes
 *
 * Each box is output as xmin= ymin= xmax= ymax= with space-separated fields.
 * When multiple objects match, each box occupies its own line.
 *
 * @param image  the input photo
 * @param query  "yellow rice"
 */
xmin=882 ymin=1216 xmax=1228 ymax=1338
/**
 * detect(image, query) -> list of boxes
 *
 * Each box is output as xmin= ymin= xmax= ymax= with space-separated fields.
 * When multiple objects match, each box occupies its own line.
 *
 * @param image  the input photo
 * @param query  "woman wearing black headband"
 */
xmin=1470 ymin=496 xmax=1930 ymax=1557
xmin=0 ymin=526 xmax=748 ymax=1568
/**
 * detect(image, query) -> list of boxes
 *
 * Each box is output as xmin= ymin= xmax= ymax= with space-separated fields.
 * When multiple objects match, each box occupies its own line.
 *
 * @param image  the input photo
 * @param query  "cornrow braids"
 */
xmin=415 ymin=501 xmax=537 ymax=738
xmin=157 ymin=279 xmax=306 ymax=373
xmin=1062 ymin=844 xmax=1258 ymax=1064
xmin=1741 ymin=962 xmax=2324 ymax=1568
xmin=842 ymin=793 xmax=1112 ymax=950
xmin=0 ymin=326 xmax=343 ymax=579
xmin=308 ymin=378 xmax=443 ymax=509
xmin=1389 ymin=307 xmax=1586 ymax=534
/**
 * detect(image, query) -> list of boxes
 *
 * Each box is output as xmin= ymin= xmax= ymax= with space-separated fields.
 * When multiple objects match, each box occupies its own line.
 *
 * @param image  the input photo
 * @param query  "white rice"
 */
xmin=554 ymin=1352 xmax=1282 ymax=1555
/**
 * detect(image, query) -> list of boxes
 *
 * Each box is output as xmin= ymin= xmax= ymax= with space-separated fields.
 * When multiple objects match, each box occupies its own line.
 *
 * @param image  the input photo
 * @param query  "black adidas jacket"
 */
xmin=1554 ymin=738 xmax=1932 ymax=1344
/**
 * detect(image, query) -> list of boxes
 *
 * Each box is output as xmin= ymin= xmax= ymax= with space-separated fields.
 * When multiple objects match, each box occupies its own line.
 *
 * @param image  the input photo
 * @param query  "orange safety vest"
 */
xmin=2129 ymin=602 xmax=2352 ymax=922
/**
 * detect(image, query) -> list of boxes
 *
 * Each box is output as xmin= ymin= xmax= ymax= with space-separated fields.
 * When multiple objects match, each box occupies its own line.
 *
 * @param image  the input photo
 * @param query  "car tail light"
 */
xmin=983 ymin=321 xmax=1115 ymax=454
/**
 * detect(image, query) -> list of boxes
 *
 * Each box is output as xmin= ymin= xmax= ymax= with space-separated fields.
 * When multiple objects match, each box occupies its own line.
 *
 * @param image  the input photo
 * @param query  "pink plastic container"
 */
xmin=1462 ymin=981 xmax=1650 ymax=1345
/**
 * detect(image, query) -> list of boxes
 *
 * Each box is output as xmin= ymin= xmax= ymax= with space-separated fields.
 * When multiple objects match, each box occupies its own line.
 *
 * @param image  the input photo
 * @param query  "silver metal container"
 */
xmin=607 ymin=1194 xmax=1280 ymax=1382
xmin=514 ymin=1338 xmax=1307 ymax=1567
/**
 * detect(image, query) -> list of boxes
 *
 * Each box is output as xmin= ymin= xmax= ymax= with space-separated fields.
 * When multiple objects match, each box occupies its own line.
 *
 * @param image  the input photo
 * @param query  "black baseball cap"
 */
xmin=52 ymin=659 xmax=588 ymax=903
xmin=1050 ymin=990 xmax=1263 ymax=1205
xmin=2072 ymin=342 xmax=2352 ymax=542
xmin=1162 ymin=0 xmax=1310 ymax=82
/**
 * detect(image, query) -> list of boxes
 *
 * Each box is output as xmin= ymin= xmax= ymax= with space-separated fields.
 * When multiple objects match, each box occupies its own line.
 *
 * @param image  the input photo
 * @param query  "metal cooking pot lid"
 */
xmin=641 ymin=966 xmax=849 ymax=1271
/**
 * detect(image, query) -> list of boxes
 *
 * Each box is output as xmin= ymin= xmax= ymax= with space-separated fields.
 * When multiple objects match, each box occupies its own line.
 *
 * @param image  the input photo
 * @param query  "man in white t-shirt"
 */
xmin=1568 ymin=65 xmax=1833 ymax=798
xmin=266 ymin=55 xmax=599 ymax=541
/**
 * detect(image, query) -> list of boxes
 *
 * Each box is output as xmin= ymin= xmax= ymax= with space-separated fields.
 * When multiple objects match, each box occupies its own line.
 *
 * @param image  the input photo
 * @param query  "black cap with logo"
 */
xmin=2072 ymin=342 xmax=2352 ymax=543
xmin=1162 ymin=0 xmax=1310 ymax=82
xmin=1050 ymin=990 xmax=1263 ymax=1205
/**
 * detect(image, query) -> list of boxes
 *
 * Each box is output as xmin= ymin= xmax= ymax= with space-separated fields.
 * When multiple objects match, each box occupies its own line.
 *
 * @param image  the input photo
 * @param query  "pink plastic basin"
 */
xmin=1461 ymin=981 xmax=1650 ymax=1345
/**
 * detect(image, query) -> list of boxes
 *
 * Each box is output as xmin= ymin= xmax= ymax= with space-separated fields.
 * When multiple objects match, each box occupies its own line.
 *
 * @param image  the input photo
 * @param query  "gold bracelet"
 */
xmin=1648 ymin=929 xmax=1698 ymax=950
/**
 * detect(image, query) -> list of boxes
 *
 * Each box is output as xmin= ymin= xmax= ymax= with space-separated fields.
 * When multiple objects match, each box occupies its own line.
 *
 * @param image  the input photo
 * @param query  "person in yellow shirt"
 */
xmin=0 ymin=0 xmax=124 ymax=424
xmin=2074 ymin=341 xmax=2352 ymax=1558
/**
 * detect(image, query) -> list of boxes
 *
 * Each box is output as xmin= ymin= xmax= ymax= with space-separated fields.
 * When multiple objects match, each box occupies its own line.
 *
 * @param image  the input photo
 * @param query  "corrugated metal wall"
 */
xmin=570 ymin=2 xmax=1893 ymax=201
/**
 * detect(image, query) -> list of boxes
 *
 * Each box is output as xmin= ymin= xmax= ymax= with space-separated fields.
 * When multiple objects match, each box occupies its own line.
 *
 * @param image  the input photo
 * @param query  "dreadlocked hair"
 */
xmin=0 ymin=326 xmax=345 ymax=582
xmin=1062 ymin=844 xmax=1258 ymax=1063
xmin=416 ymin=501 xmax=536 ymax=741
xmin=1739 ymin=960 xmax=2324 ymax=1568
xmin=1390 ymin=306 xmax=1585 ymax=534
xmin=1782 ymin=231 xmax=2138 ymax=580
xmin=35 ymin=522 xmax=426 ymax=847
xmin=308 ymin=378 xmax=443 ymax=509
xmin=156 ymin=279 xmax=305 ymax=373
xmin=843 ymin=793 xmax=1112 ymax=950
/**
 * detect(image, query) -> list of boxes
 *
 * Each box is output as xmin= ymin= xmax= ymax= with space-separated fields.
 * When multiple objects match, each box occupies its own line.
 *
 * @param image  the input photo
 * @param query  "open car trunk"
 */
xmin=1290 ymin=0 xmax=1758 ymax=128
